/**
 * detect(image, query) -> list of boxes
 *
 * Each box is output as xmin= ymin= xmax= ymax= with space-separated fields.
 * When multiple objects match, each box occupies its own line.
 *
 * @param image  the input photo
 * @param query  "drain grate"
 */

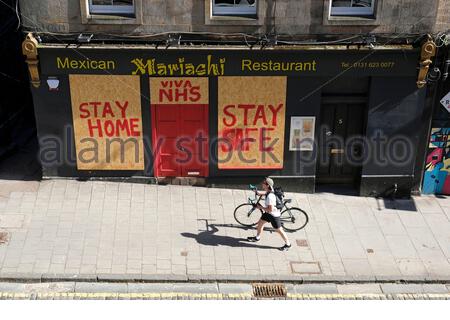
xmin=0 ymin=232 xmax=9 ymax=245
xmin=253 ymin=283 xmax=287 ymax=298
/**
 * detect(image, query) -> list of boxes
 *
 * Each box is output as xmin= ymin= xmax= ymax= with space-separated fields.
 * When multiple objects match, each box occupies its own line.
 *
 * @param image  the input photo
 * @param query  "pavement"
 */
xmin=0 ymin=281 xmax=449 ymax=300
xmin=0 ymin=179 xmax=450 ymax=283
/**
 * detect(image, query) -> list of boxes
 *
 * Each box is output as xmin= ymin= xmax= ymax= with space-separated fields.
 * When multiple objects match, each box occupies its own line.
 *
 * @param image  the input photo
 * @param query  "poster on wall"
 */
xmin=218 ymin=76 xmax=286 ymax=169
xmin=440 ymin=91 xmax=450 ymax=113
xmin=69 ymin=75 xmax=144 ymax=170
xmin=289 ymin=116 xmax=315 ymax=151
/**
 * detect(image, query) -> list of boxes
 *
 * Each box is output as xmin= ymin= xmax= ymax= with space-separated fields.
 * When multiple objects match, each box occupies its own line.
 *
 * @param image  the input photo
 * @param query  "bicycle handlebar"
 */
xmin=248 ymin=184 xmax=259 ymax=205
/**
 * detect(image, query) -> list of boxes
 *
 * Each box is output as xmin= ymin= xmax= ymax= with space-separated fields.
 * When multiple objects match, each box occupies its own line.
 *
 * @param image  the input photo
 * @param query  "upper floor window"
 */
xmin=330 ymin=0 xmax=375 ymax=17
xmin=89 ymin=0 xmax=135 ymax=15
xmin=212 ymin=0 xmax=257 ymax=18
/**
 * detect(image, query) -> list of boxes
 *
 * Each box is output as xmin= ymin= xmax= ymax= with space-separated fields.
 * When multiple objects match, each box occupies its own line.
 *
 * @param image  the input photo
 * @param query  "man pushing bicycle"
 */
xmin=247 ymin=177 xmax=292 ymax=251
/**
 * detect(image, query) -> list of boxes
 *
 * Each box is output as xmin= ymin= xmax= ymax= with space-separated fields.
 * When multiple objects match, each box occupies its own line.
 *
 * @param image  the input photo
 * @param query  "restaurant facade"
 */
xmin=24 ymin=38 xmax=435 ymax=196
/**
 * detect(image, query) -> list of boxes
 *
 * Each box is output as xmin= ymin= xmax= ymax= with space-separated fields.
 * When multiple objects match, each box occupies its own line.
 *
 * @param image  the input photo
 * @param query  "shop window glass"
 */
xmin=330 ymin=0 xmax=375 ymax=17
xmin=89 ymin=0 xmax=135 ymax=15
xmin=212 ymin=0 xmax=257 ymax=17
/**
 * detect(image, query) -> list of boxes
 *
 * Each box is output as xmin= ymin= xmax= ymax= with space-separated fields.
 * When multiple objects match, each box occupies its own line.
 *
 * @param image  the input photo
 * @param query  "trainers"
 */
xmin=279 ymin=244 xmax=292 ymax=251
xmin=247 ymin=236 xmax=260 ymax=242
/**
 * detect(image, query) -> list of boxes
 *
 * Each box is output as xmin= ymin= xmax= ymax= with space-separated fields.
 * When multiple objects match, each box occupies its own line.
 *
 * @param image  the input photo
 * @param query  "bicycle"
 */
xmin=233 ymin=185 xmax=309 ymax=232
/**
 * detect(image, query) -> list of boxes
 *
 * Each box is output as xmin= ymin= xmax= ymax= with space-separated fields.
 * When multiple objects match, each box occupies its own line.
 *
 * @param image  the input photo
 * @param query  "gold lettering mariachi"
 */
xmin=56 ymin=57 xmax=116 ymax=70
xmin=130 ymin=55 xmax=226 ymax=76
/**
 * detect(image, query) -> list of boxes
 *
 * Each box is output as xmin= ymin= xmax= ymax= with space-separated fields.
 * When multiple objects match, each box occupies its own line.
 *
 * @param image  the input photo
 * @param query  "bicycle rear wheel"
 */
xmin=280 ymin=207 xmax=308 ymax=231
xmin=234 ymin=203 xmax=262 ymax=227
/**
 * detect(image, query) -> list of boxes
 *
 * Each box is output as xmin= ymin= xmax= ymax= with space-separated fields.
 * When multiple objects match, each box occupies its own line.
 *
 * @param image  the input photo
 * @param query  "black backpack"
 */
xmin=272 ymin=186 xmax=284 ymax=210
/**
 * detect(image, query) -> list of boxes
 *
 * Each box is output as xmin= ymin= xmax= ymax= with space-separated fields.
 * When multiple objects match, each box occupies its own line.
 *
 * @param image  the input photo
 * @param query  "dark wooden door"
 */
xmin=317 ymin=100 xmax=366 ymax=185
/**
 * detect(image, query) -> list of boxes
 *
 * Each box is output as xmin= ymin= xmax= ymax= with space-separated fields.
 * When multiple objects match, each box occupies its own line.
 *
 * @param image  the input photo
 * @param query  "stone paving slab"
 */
xmin=172 ymin=283 xmax=219 ymax=293
xmin=0 ymin=181 xmax=39 ymax=198
xmin=127 ymin=283 xmax=174 ymax=293
xmin=0 ymin=282 xmax=26 ymax=292
xmin=293 ymin=283 xmax=338 ymax=294
xmin=381 ymin=284 xmax=425 ymax=294
xmin=337 ymin=284 xmax=383 ymax=294
xmin=0 ymin=281 xmax=75 ymax=293
xmin=420 ymin=284 xmax=450 ymax=293
xmin=218 ymin=283 xmax=253 ymax=294
xmin=75 ymin=282 xmax=128 ymax=293
xmin=0 ymin=180 xmax=450 ymax=281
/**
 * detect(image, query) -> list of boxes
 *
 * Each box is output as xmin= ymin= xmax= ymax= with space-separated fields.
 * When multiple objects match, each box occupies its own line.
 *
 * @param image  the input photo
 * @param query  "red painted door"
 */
xmin=153 ymin=104 xmax=208 ymax=177
xmin=180 ymin=105 xmax=209 ymax=177
xmin=154 ymin=105 xmax=180 ymax=176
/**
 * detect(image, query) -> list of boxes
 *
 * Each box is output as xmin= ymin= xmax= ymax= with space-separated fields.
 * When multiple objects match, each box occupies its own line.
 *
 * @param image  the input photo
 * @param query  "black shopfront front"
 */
xmin=28 ymin=45 xmax=428 ymax=196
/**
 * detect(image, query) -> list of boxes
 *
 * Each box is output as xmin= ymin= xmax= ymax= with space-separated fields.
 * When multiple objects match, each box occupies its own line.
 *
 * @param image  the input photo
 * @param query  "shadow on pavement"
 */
xmin=181 ymin=222 xmax=277 ymax=250
xmin=381 ymin=198 xmax=418 ymax=212
xmin=0 ymin=133 xmax=41 ymax=181
xmin=315 ymin=184 xmax=359 ymax=196
xmin=317 ymin=184 xmax=418 ymax=212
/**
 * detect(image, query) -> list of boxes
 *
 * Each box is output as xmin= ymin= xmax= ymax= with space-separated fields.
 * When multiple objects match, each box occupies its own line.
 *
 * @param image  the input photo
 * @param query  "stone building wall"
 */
xmin=18 ymin=0 xmax=449 ymax=37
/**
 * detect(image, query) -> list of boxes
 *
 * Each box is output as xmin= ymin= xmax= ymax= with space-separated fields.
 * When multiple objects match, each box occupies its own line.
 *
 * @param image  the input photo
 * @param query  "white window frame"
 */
xmin=212 ymin=0 xmax=257 ymax=17
xmin=89 ymin=0 xmax=135 ymax=15
xmin=330 ymin=0 xmax=375 ymax=17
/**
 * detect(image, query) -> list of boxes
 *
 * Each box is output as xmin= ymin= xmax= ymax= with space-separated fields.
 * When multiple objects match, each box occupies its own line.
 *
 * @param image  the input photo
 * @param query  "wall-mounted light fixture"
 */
xmin=166 ymin=34 xmax=181 ymax=49
xmin=77 ymin=33 xmax=93 ymax=43
xmin=22 ymin=33 xmax=40 ymax=88
xmin=417 ymin=35 xmax=436 ymax=88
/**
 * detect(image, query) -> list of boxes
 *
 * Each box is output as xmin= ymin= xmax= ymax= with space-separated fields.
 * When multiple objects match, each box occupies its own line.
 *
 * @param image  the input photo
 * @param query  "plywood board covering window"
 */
xmin=69 ymin=75 xmax=144 ymax=170
xmin=217 ymin=76 xmax=286 ymax=169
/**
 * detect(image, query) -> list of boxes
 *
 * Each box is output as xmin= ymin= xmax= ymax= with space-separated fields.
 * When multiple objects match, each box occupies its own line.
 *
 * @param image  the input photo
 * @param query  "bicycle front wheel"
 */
xmin=234 ymin=203 xmax=262 ymax=227
xmin=280 ymin=207 xmax=309 ymax=231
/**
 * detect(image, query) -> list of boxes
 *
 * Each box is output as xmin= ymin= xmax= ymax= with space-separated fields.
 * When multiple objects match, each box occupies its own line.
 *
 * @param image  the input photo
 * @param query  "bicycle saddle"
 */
xmin=283 ymin=199 xmax=292 ymax=204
